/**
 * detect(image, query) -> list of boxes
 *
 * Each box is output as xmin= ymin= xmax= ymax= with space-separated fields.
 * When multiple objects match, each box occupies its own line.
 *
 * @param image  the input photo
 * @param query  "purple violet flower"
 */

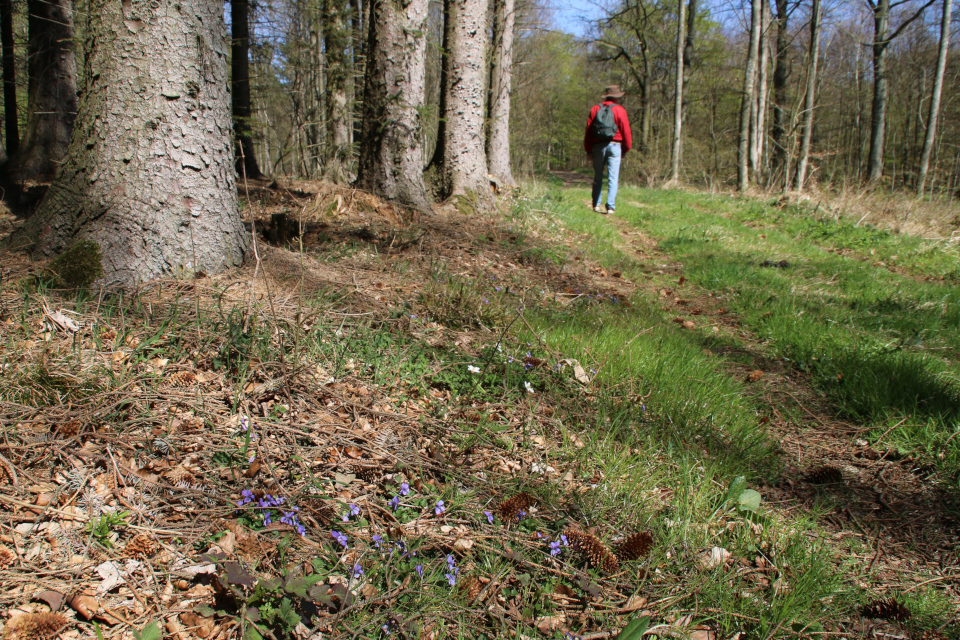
xmin=389 ymin=496 xmax=400 ymax=510
xmin=400 ymin=482 xmax=410 ymax=496
xmin=331 ymin=530 xmax=348 ymax=548
xmin=484 ymin=510 xmax=493 ymax=524
xmin=353 ymin=563 xmax=363 ymax=579
xmin=416 ymin=564 xmax=423 ymax=578
xmin=350 ymin=503 xmax=361 ymax=517
xmin=435 ymin=500 xmax=445 ymax=516
xmin=550 ymin=540 xmax=562 ymax=556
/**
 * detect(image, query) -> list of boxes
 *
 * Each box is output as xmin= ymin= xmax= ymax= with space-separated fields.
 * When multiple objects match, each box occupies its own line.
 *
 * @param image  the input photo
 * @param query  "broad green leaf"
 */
xmin=133 ymin=621 xmax=162 ymax=640
xmin=617 ymin=615 xmax=650 ymax=640
xmin=737 ymin=489 xmax=761 ymax=512
xmin=724 ymin=476 xmax=747 ymax=505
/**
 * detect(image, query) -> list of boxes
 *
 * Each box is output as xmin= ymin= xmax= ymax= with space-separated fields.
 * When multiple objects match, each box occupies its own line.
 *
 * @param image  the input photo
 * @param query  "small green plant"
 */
xmin=132 ymin=620 xmax=163 ymax=640
xmin=85 ymin=510 xmax=129 ymax=548
xmin=48 ymin=240 xmax=104 ymax=289
xmin=712 ymin=476 xmax=762 ymax=520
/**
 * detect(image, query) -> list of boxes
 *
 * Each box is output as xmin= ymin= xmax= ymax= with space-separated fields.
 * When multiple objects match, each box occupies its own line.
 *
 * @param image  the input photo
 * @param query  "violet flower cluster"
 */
xmin=236 ymin=490 xmax=305 ymax=535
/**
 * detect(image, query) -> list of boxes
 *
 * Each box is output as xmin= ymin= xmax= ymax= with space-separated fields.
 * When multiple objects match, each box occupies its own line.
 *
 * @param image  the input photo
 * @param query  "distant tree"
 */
xmin=916 ymin=0 xmax=951 ymax=194
xmin=794 ymin=0 xmax=821 ymax=190
xmin=232 ymin=0 xmax=264 ymax=179
xmin=323 ymin=0 xmax=352 ymax=181
xmin=769 ymin=0 xmax=791 ymax=184
xmin=668 ymin=0 xmax=685 ymax=184
xmin=356 ymin=0 xmax=434 ymax=211
xmin=865 ymin=0 xmax=934 ymax=184
xmin=0 ymin=0 xmax=17 ymax=158
xmin=738 ymin=0 xmax=762 ymax=191
xmin=10 ymin=0 xmax=247 ymax=288
xmin=486 ymin=0 xmax=516 ymax=187
xmin=438 ymin=0 xmax=491 ymax=202
xmin=11 ymin=0 xmax=78 ymax=181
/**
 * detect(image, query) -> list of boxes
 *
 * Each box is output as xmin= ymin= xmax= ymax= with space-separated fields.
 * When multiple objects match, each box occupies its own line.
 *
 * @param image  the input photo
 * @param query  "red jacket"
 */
xmin=584 ymin=101 xmax=633 ymax=155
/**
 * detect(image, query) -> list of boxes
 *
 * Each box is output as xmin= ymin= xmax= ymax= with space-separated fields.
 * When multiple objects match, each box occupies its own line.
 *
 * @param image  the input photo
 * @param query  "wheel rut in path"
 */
xmin=604 ymin=212 xmax=960 ymax=612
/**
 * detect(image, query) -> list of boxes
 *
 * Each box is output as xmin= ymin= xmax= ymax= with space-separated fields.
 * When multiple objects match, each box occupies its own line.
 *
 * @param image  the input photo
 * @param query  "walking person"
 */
xmin=584 ymin=85 xmax=633 ymax=214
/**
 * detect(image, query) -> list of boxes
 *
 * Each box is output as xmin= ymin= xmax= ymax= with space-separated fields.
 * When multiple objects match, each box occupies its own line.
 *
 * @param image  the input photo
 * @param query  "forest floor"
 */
xmin=0 ymin=178 xmax=957 ymax=640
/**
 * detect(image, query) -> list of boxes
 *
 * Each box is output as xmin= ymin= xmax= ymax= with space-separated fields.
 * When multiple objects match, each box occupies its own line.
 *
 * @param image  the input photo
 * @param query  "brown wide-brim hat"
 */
xmin=602 ymin=84 xmax=626 ymax=100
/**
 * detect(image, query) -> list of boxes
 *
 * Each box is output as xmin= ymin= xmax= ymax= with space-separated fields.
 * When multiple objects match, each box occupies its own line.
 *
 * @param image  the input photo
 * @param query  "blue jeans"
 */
xmin=592 ymin=141 xmax=622 ymax=210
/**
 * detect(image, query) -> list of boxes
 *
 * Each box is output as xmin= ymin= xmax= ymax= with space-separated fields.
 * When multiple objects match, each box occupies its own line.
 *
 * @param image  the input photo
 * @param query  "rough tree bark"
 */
xmin=486 ymin=0 xmax=516 ymax=187
xmin=324 ymin=0 xmax=351 ymax=181
xmin=14 ymin=0 xmax=78 ymax=181
xmin=917 ymin=0 xmax=951 ymax=194
xmin=439 ymin=0 xmax=491 ymax=202
xmin=668 ymin=0 xmax=685 ymax=184
xmin=428 ymin=0 xmax=451 ymax=170
xmin=232 ymin=0 xmax=263 ymax=179
xmin=738 ymin=0 xmax=762 ymax=191
xmin=770 ymin=0 xmax=790 ymax=184
xmin=10 ymin=0 xmax=247 ymax=288
xmin=356 ymin=0 xmax=433 ymax=211
xmin=793 ymin=0 xmax=821 ymax=190
xmin=0 ymin=0 xmax=18 ymax=158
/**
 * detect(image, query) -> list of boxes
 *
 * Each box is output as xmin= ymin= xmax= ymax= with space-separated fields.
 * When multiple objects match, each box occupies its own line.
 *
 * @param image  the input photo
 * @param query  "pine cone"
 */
xmin=4 ymin=612 xmax=69 ymax=639
xmin=166 ymin=371 xmax=197 ymax=388
xmin=0 ymin=544 xmax=14 ymax=567
xmin=564 ymin=526 xmax=619 ymax=574
xmin=616 ymin=531 xmax=654 ymax=561
xmin=459 ymin=575 xmax=485 ymax=602
xmin=805 ymin=465 xmax=843 ymax=484
xmin=124 ymin=533 xmax=158 ymax=559
xmin=497 ymin=492 xmax=536 ymax=521
xmin=862 ymin=597 xmax=911 ymax=621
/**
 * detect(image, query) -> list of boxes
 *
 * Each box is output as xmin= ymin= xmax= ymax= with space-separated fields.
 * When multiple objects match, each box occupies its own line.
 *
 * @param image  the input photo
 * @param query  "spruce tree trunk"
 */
xmin=770 ymin=0 xmax=789 ymax=184
xmin=10 ymin=0 xmax=246 ymax=288
xmin=794 ymin=0 xmax=821 ymax=190
xmin=0 ymin=0 xmax=18 ymax=158
xmin=428 ymin=0 xmax=452 ymax=170
xmin=668 ymin=0 xmax=685 ymax=184
xmin=324 ymin=0 xmax=351 ymax=182
xmin=14 ymin=0 xmax=77 ymax=181
xmin=917 ymin=0 xmax=951 ymax=194
xmin=232 ymin=0 xmax=263 ymax=179
xmin=440 ymin=0 xmax=490 ymax=202
xmin=486 ymin=0 xmax=515 ymax=187
xmin=738 ymin=0 xmax=762 ymax=191
xmin=356 ymin=0 xmax=433 ymax=211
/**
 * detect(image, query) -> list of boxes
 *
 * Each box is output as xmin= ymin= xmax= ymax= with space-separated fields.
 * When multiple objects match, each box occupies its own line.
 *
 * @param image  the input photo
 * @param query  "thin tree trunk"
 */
xmin=794 ymin=0 xmax=821 ymax=190
xmin=738 ymin=0 xmax=762 ymax=191
xmin=439 ymin=0 xmax=490 ymax=202
xmin=486 ymin=0 xmax=515 ymax=187
xmin=0 ymin=0 xmax=18 ymax=158
xmin=754 ymin=0 xmax=769 ymax=179
xmin=917 ymin=0 xmax=951 ymax=194
xmin=232 ymin=0 xmax=263 ymax=179
xmin=866 ymin=0 xmax=890 ymax=184
xmin=356 ymin=0 xmax=433 ymax=211
xmin=770 ymin=0 xmax=789 ymax=182
xmin=639 ymin=54 xmax=652 ymax=151
xmin=669 ymin=0 xmax=685 ymax=184
xmin=324 ymin=0 xmax=351 ymax=181
xmin=11 ymin=0 xmax=246 ymax=288
xmin=13 ymin=0 xmax=78 ymax=181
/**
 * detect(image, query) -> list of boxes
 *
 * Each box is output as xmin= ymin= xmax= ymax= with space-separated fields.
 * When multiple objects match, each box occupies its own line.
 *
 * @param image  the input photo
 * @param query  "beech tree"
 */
xmin=356 ymin=0 xmax=433 ymax=211
xmin=794 ymin=0 xmax=821 ymax=190
xmin=10 ymin=0 xmax=247 ymax=288
xmin=738 ymin=0 xmax=762 ymax=191
xmin=916 ymin=0 xmax=951 ymax=194
xmin=668 ymin=0 xmax=685 ymax=184
xmin=487 ymin=0 xmax=516 ymax=187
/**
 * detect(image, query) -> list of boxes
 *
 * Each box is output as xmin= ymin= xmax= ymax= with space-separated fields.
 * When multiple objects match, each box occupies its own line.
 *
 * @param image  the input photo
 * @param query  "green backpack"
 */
xmin=591 ymin=104 xmax=617 ymax=141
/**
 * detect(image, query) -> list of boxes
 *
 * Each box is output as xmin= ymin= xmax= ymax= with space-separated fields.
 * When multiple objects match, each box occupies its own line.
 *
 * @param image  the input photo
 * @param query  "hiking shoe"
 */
xmin=594 ymin=204 xmax=605 ymax=213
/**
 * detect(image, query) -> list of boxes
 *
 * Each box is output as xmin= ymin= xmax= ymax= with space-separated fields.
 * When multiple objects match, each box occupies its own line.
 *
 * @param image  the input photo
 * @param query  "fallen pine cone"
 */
xmin=805 ymin=465 xmax=843 ymax=484
xmin=3 ymin=612 xmax=69 ymax=639
xmin=861 ymin=597 xmax=911 ymax=621
xmin=564 ymin=526 xmax=619 ymax=574
xmin=497 ymin=492 xmax=536 ymax=522
xmin=616 ymin=532 xmax=653 ymax=561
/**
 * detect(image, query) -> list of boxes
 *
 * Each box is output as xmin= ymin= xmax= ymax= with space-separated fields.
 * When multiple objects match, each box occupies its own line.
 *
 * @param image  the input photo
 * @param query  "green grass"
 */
xmin=548 ymin=186 xmax=960 ymax=484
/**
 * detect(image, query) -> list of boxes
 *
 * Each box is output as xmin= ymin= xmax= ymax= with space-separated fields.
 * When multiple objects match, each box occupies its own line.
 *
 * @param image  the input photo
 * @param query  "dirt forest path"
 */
xmin=586 ymin=201 xmax=960 ymax=627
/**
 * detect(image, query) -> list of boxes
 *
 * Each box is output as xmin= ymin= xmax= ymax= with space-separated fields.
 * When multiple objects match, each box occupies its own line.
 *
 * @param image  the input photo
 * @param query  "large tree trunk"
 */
xmin=917 ymin=0 xmax=951 ymax=194
xmin=232 ymin=0 xmax=263 ymax=179
xmin=486 ymin=0 xmax=515 ymax=187
xmin=356 ymin=0 xmax=433 ymax=211
xmin=866 ymin=0 xmax=890 ymax=184
xmin=324 ymin=0 xmax=351 ymax=181
xmin=793 ymin=0 xmax=821 ymax=190
xmin=10 ymin=0 xmax=246 ymax=288
xmin=439 ymin=0 xmax=490 ymax=202
xmin=738 ymin=0 xmax=762 ymax=191
xmin=0 ymin=0 xmax=18 ymax=158
xmin=770 ymin=0 xmax=789 ymax=184
xmin=13 ymin=0 xmax=78 ymax=181
xmin=668 ymin=0 xmax=685 ymax=184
